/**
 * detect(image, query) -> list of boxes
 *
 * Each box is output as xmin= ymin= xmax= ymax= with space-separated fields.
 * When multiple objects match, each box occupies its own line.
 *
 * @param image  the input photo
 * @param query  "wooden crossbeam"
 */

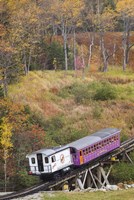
xmin=89 ymin=169 xmax=98 ymax=189
xmin=125 ymin=152 xmax=134 ymax=164
xmin=101 ymin=165 xmax=112 ymax=187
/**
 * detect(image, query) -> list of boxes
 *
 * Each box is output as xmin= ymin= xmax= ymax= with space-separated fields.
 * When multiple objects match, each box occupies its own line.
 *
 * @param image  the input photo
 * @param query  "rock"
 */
xmin=84 ymin=187 xmax=92 ymax=192
xmin=73 ymin=188 xmax=81 ymax=192
xmin=106 ymin=185 xmax=119 ymax=191
xmin=127 ymin=185 xmax=131 ymax=188
xmin=117 ymin=183 xmax=125 ymax=189
xmin=124 ymin=184 xmax=129 ymax=189
xmin=99 ymin=188 xmax=107 ymax=192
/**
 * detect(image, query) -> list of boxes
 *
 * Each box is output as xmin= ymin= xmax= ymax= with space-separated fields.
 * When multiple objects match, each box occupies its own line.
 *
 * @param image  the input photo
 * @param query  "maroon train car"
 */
xmin=69 ymin=128 xmax=120 ymax=166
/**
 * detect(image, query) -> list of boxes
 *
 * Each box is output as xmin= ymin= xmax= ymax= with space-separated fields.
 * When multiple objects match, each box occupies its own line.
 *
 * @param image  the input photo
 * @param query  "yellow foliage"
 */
xmin=51 ymin=0 xmax=84 ymax=26
xmin=116 ymin=0 xmax=134 ymax=17
xmin=0 ymin=117 xmax=13 ymax=159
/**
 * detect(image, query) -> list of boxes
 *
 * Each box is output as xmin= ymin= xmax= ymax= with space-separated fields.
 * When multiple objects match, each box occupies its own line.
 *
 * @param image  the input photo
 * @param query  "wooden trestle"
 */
xmin=52 ymin=141 xmax=134 ymax=191
xmin=68 ymin=163 xmax=113 ymax=190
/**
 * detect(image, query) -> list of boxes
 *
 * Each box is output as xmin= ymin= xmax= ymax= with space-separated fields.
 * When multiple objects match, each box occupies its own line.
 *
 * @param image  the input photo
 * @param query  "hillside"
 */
xmin=0 ymin=69 xmax=134 ymax=191
xmin=8 ymin=69 xmax=134 ymax=145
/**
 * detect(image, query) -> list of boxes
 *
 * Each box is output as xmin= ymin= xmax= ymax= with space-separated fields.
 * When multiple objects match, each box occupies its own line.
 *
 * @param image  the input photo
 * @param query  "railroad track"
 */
xmin=0 ymin=138 xmax=133 ymax=200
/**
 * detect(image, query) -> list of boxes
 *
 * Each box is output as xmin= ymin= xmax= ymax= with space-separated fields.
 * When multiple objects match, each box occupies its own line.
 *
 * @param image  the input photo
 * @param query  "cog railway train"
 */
xmin=26 ymin=128 xmax=120 ymax=180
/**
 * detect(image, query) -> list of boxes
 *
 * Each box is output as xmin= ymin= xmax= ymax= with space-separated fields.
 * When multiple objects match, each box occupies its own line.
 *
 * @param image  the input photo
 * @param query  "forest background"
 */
xmin=0 ymin=0 xmax=134 ymax=192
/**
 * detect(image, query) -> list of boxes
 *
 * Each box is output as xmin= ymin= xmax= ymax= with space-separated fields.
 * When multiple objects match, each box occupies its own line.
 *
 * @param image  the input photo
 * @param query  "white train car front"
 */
xmin=26 ymin=146 xmax=73 ymax=178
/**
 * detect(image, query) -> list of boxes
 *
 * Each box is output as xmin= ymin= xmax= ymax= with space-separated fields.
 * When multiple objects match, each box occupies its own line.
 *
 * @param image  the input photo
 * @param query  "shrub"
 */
xmin=93 ymin=82 xmax=117 ymax=101
xmin=58 ymin=86 xmax=72 ymax=98
xmin=72 ymin=83 xmax=93 ymax=104
xmin=13 ymin=169 xmax=40 ymax=190
xmin=120 ymin=133 xmax=129 ymax=142
xmin=0 ymin=86 xmax=4 ymax=98
xmin=110 ymin=162 xmax=134 ymax=183
xmin=47 ymin=41 xmax=65 ymax=70
xmin=92 ymin=104 xmax=103 ymax=119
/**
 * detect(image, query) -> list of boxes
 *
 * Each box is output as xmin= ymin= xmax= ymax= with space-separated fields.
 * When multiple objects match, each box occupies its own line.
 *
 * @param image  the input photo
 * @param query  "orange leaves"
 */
xmin=0 ymin=99 xmax=46 ymax=153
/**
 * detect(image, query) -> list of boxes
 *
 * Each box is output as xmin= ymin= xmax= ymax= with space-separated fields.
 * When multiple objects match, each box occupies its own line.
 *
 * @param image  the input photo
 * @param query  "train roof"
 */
xmin=68 ymin=128 xmax=120 ymax=150
xmin=26 ymin=128 xmax=120 ymax=157
xmin=26 ymin=145 xmax=68 ymax=157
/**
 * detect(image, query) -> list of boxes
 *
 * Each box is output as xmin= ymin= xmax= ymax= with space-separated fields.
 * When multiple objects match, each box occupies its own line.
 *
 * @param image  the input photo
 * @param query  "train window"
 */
xmin=89 ymin=148 xmax=91 ymax=153
xmin=91 ymin=146 xmax=93 ymax=152
xmin=83 ymin=149 xmax=86 ymax=155
xmin=86 ymin=148 xmax=88 ymax=154
xmin=114 ymin=136 xmax=116 ymax=141
xmin=51 ymin=156 xmax=56 ymax=163
xmin=31 ymin=158 xmax=35 ymax=164
xmin=99 ymin=143 xmax=102 ymax=148
xmin=45 ymin=157 xmax=49 ymax=163
xmin=71 ymin=148 xmax=76 ymax=154
xmin=80 ymin=151 xmax=82 ymax=156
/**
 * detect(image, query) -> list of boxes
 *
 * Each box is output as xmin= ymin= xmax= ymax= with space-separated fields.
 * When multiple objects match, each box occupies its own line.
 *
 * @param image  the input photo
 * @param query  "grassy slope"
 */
xmin=42 ymin=189 xmax=134 ymax=200
xmin=8 ymin=69 xmax=134 ymax=142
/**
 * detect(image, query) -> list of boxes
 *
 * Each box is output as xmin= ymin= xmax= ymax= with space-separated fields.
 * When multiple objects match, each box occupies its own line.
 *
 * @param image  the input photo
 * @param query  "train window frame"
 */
xmin=83 ymin=149 xmax=86 ymax=155
xmin=80 ymin=150 xmax=82 ymax=156
xmin=51 ymin=156 xmax=56 ymax=163
xmin=94 ymin=145 xmax=96 ymax=151
xmin=31 ymin=158 xmax=35 ymax=164
xmin=91 ymin=146 xmax=94 ymax=152
xmin=86 ymin=148 xmax=88 ymax=154
xmin=99 ymin=142 xmax=102 ymax=148
xmin=71 ymin=148 xmax=76 ymax=154
xmin=45 ymin=157 xmax=49 ymax=163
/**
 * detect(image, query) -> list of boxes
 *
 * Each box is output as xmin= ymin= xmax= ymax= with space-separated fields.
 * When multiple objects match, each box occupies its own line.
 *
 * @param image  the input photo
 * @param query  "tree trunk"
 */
xmin=23 ymin=49 xmax=28 ymax=75
xmin=73 ymin=28 xmax=77 ymax=71
xmin=63 ymin=27 xmax=68 ymax=71
xmin=4 ymin=151 xmax=7 ymax=192
xmin=122 ymin=17 xmax=130 ymax=71
xmin=87 ymin=32 xmax=94 ymax=69
xmin=81 ymin=45 xmax=85 ymax=79
xmin=100 ymin=34 xmax=108 ymax=72
xmin=123 ymin=45 xmax=127 ymax=71
xmin=27 ymin=49 xmax=32 ymax=73
xmin=3 ymin=68 xmax=8 ymax=97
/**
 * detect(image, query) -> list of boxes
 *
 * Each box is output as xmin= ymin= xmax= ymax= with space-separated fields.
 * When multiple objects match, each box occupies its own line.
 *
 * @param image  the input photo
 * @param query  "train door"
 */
xmin=80 ymin=150 xmax=84 ymax=165
xmin=37 ymin=153 xmax=44 ymax=172
xmin=51 ymin=155 xmax=57 ymax=172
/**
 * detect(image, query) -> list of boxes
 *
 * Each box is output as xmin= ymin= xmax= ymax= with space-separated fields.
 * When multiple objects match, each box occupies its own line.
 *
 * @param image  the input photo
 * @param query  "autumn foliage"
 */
xmin=0 ymin=0 xmax=134 ymax=191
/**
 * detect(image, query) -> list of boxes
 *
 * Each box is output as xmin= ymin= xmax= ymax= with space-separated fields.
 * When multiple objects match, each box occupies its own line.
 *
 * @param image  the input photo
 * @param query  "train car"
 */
xmin=26 ymin=145 xmax=73 ymax=178
xmin=26 ymin=128 xmax=120 ymax=179
xmin=68 ymin=128 xmax=120 ymax=166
